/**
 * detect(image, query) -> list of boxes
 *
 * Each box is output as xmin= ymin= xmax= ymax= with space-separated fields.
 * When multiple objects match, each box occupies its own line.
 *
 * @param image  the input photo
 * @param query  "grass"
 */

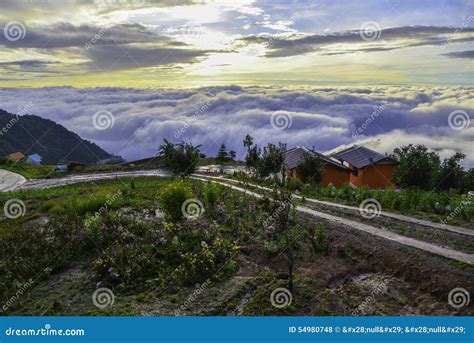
xmin=0 ymin=159 xmax=55 ymax=179
xmin=230 ymin=173 xmax=474 ymax=228
xmin=1 ymin=175 xmax=472 ymax=316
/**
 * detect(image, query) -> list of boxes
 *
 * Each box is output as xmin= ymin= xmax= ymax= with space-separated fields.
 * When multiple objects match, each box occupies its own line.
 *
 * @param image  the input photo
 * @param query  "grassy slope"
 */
xmin=0 ymin=160 xmax=54 ymax=179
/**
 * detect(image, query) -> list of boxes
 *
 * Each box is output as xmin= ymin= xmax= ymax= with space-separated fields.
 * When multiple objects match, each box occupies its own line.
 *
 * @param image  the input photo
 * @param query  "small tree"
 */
xmin=295 ymin=152 xmax=324 ymax=184
xmin=264 ymin=187 xmax=301 ymax=290
xmin=437 ymin=152 xmax=465 ymax=191
xmin=243 ymin=134 xmax=259 ymax=170
xmin=216 ymin=144 xmax=228 ymax=166
xmin=391 ymin=144 xmax=440 ymax=190
xmin=462 ymin=168 xmax=474 ymax=193
xmin=229 ymin=150 xmax=236 ymax=161
xmin=256 ymin=142 xmax=287 ymax=179
xmin=158 ymin=139 xmax=201 ymax=177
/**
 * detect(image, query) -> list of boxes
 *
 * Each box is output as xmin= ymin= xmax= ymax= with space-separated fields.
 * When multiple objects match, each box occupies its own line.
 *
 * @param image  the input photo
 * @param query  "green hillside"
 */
xmin=0 ymin=109 xmax=114 ymax=165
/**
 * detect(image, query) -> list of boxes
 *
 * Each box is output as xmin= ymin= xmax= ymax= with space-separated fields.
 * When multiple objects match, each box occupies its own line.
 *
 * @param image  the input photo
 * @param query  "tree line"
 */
xmin=158 ymin=136 xmax=473 ymax=193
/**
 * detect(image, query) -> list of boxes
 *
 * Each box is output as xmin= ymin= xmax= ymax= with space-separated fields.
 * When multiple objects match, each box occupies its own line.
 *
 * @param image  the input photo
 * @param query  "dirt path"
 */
xmin=6 ymin=169 xmax=171 ymax=191
xmin=196 ymin=175 xmax=473 ymax=236
xmin=192 ymin=175 xmax=474 ymax=265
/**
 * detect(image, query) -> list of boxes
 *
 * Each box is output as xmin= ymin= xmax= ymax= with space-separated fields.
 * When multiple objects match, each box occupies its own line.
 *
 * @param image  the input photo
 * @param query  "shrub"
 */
xmin=203 ymin=182 xmax=221 ymax=209
xmin=159 ymin=180 xmax=194 ymax=222
xmin=286 ymin=178 xmax=303 ymax=191
xmin=310 ymin=224 xmax=331 ymax=255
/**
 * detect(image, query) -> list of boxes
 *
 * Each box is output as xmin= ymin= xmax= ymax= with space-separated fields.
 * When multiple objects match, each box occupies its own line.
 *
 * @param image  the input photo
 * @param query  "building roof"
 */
xmin=330 ymin=145 xmax=396 ymax=169
xmin=27 ymin=153 xmax=42 ymax=162
xmin=8 ymin=152 xmax=25 ymax=161
xmin=285 ymin=146 xmax=349 ymax=171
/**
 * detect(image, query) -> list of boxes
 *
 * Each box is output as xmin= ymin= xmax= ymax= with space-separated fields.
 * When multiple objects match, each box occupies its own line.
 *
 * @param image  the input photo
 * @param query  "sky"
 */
xmin=0 ymin=0 xmax=473 ymax=86
xmin=0 ymin=0 xmax=472 ymax=165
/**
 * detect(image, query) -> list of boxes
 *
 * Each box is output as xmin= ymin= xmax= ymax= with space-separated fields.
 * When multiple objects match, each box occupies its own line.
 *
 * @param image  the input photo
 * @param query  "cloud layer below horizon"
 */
xmin=0 ymin=85 xmax=472 ymax=167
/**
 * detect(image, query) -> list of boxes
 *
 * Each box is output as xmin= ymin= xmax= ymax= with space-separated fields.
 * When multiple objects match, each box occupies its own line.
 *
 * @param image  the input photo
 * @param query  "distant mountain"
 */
xmin=0 ymin=109 xmax=118 ymax=165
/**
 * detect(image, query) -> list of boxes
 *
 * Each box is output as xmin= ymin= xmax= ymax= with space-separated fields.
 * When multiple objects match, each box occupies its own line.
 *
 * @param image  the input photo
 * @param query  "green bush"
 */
xmin=203 ymin=182 xmax=221 ymax=208
xmin=310 ymin=224 xmax=331 ymax=255
xmin=159 ymin=180 xmax=194 ymax=222
xmin=286 ymin=178 xmax=303 ymax=191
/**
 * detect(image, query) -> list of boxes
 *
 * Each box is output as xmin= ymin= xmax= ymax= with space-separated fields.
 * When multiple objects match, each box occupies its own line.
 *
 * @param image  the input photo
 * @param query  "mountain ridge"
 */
xmin=0 ymin=108 xmax=117 ymax=165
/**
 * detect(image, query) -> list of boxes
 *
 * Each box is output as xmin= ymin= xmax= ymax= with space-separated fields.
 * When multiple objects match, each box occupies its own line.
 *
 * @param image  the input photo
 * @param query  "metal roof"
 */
xmin=285 ymin=146 xmax=349 ymax=171
xmin=330 ymin=145 xmax=396 ymax=169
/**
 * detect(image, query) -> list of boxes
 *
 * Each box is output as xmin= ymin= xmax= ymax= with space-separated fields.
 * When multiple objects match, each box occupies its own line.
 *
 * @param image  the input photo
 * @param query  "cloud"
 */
xmin=240 ymin=26 xmax=474 ymax=58
xmin=443 ymin=50 xmax=474 ymax=59
xmin=0 ymin=21 xmax=211 ymax=73
xmin=0 ymin=85 xmax=472 ymax=167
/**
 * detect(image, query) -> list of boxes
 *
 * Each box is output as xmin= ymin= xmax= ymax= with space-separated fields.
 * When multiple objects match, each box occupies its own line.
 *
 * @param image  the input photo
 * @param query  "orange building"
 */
xmin=8 ymin=152 xmax=25 ymax=161
xmin=285 ymin=145 xmax=397 ymax=189
xmin=330 ymin=145 xmax=397 ymax=189
xmin=285 ymin=146 xmax=351 ymax=187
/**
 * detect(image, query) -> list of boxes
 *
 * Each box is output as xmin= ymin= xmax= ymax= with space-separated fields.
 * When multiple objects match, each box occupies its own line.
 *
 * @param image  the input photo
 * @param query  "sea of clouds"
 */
xmin=0 ymin=85 xmax=472 ymax=167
